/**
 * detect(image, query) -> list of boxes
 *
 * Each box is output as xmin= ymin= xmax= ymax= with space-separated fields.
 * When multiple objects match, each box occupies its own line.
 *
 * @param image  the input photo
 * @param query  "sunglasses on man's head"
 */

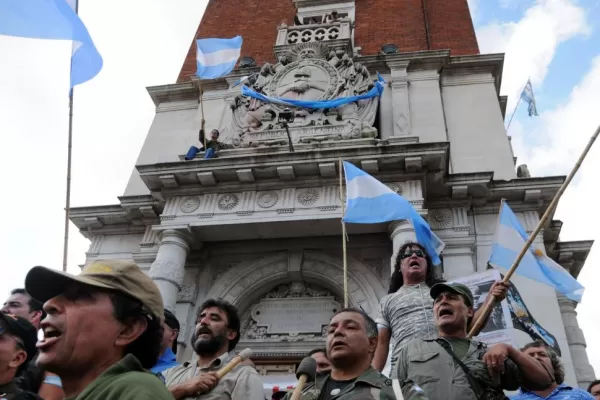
xmin=401 ymin=249 xmax=425 ymax=259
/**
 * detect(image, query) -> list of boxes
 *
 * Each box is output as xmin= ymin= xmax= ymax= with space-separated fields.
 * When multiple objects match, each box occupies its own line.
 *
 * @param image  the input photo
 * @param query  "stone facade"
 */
xmin=70 ymin=0 xmax=595 ymax=389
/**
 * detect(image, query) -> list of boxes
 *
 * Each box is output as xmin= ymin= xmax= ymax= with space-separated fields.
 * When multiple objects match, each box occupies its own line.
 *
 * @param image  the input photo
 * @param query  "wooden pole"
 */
xmin=199 ymin=83 xmax=206 ymax=150
xmin=468 ymin=122 xmax=600 ymax=338
xmin=339 ymin=158 xmax=349 ymax=308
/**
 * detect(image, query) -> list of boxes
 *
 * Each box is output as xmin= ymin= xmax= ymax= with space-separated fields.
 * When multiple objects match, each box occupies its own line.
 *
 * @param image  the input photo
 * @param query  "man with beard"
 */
xmin=373 ymin=242 xmax=509 ymax=375
xmin=395 ymin=282 xmax=552 ymax=400
xmin=24 ymin=260 xmax=173 ymax=400
xmin=151 ymin=309 xmax=181 ymax=378
xmin=164 ymin=299 xmax=263 ymax=399
xmin=511 ymin=340 xmax=594 ymax=399
xmin=2 ymin=289 xmax=64 ymax=400
xmin=283 ymin=308 xmax=397 ymax=400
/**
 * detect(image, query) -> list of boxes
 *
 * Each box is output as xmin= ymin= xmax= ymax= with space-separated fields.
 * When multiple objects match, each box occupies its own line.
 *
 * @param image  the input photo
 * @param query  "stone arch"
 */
xmin=201 ymin=250 xmax=386 ymax=318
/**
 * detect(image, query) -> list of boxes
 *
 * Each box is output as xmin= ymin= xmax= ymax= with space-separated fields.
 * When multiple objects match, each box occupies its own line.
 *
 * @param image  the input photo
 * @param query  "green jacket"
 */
xmin=283 ymin=367 xmax=397 ymax=400
xmin=66 ymin=354 xmax=172 ymax=400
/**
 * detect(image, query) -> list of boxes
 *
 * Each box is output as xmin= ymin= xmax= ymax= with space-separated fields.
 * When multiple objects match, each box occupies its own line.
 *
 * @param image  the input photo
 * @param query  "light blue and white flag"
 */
xmin=196 ymin=36 xmax=243 ymax=79
xmin=241 ymin=74 xmax=385 ymax=110
xmin=0 ymin=0 xmax=103 ymax=88
xmin=520 ymin=79 xmax=538 ymax=117
xmin=489 ymin=202 xmax=584 ymax=302
xmin=342 ymin=161 xmax=444 ymax=265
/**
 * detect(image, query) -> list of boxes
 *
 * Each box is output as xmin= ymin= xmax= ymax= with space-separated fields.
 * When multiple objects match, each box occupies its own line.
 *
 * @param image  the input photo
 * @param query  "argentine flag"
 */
xmin=489 ymin=202 xmax=584 ymax=302
xmin=342 ymin=161 xmax=444 ymax=265
xmin=520 ymin=79 xmax=539 ymax=117
xmin=196 ymin=36 xmax=243 ymax=79
xmin=0 ymin=0 xmax=103 ymax=88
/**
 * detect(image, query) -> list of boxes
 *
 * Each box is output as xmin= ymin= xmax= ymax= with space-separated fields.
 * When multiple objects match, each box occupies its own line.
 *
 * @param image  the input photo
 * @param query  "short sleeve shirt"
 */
xmin=375 ymin=284 xmax=437 ymax=372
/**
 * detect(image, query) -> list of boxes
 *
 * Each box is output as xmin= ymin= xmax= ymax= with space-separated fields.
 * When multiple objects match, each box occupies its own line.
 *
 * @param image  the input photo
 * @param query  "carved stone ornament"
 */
xmin=217 ymin=193 xmax=240 ymax=211
xmin=256 ymin=191 xmax=279 ymax=209
xmin=387 ymin=183 xmax=403 ymax=195
xmin=229 ymin=42 xmax=379 ymax=148
xmin=180 ymin=196 xmax=201 ymax=213
xmin=429 ymin=209 xmax=452 ymax=229
xmin=241 ymin=282 xmax=338 ymax=340
xmin=296 ymin=188 xmax=320 ymax=206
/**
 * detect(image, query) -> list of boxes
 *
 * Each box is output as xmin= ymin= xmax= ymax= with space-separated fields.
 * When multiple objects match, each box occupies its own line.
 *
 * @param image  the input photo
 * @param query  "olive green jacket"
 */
xmin=283 ymin=367 xmax=397 ymax=400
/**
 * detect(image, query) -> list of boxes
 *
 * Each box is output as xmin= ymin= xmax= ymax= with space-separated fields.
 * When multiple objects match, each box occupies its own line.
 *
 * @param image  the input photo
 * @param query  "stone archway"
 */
xmin=201 ymin=250 xmax=385 ymax=317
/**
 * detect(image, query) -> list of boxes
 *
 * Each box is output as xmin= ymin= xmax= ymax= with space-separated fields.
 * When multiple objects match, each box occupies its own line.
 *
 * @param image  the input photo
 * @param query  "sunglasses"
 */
xmin=401 ymin=249 xmax=425 ymax=259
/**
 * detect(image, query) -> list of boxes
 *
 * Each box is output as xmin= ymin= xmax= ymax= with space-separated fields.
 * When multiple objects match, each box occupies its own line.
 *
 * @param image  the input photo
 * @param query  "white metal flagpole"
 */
xmin=339 ymin=158 xmax=349 ymax=307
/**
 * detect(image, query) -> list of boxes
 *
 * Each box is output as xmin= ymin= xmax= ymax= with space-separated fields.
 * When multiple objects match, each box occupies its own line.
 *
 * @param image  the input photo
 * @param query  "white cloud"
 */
xmin=0 ymin=0 xmax=208 ymax=298
xmin=476 ymin=0 xmax=590 ymax=110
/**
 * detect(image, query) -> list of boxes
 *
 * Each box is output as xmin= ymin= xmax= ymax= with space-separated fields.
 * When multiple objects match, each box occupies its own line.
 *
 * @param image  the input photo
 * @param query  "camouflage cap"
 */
xmin=25 ymin=260 xmax=164 ymax=321
xmin=430 ymin=282 xmax=474 ymax=307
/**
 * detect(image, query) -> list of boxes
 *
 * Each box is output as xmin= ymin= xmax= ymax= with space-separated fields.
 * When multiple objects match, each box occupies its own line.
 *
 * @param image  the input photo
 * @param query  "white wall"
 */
xmin=442 ymin=79 xmax=516 ymax=180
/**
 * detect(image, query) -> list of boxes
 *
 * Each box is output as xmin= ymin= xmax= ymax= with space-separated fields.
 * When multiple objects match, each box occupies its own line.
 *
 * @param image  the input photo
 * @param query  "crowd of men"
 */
xmin=1 ymin=243 xmax=599 ymax=399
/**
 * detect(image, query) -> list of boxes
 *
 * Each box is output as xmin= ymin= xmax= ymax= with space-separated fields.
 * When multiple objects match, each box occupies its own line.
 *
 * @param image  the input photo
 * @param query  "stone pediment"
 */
xmin=229 ymin=42 xmax=378 ymax=148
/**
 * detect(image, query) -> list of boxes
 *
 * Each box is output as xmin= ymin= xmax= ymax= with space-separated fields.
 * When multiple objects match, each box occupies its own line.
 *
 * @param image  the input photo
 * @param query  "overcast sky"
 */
xmin=1 ymin=0 xmax=599 ymax=375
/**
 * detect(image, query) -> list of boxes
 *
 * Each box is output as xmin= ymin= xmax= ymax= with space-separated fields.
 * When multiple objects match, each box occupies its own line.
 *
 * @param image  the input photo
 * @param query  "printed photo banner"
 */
xmin=240 ymin=74 xmax=386 ymax=110
xmin=453 ymin=270 xmax=517 ymax=347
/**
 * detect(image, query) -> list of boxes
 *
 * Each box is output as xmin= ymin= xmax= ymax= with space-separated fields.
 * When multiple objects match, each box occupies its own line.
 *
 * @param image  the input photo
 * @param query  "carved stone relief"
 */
xmin=256 ymin=191 xmax=279 ymax=209
xmin=217 ymin=194 xmax=240 ymax=211
xmin=428 ymin=209 xmax=452 ymax=229
xmin=241 ymin=282 xmax=340 ymax=341
xmin=296 ymin=188 xmax=320 ymax=206
xmin=180 ymin=196 xmax=201 ymax=213
xmin=229 ymin=42 xmax=379 ymax=148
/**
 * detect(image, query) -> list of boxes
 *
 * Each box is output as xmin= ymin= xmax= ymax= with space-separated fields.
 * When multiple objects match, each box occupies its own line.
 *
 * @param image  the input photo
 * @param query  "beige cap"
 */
xmin=25 ymin=260 xmax=164 ymax=321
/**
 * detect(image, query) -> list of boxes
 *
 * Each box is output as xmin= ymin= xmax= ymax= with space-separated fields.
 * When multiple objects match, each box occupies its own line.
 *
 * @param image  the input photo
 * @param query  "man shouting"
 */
xmin=164 ymin=299 xmax=263 ymax=399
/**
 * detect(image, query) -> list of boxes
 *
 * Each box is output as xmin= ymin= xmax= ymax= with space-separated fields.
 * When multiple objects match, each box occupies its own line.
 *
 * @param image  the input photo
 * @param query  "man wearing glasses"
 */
xmin=0 ymin=312 xmax=42 ymax=399
xmin=372 ymin=242 xmax=509 ymax=376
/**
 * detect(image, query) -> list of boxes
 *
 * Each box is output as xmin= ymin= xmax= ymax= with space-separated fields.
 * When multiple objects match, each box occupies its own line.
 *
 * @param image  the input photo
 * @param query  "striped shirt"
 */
xmin=510 ymin=384 xmax=595 ymax=399
xmin=375 ymin=283 xmax=437 ymax=373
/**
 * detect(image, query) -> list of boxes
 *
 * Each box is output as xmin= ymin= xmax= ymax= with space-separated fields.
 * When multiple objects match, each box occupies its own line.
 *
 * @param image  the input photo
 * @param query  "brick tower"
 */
xmin=177 ymin=0 xmax=480 ymax=82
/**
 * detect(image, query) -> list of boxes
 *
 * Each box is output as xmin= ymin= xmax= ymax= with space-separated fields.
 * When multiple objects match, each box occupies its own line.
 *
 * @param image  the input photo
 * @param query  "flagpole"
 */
xmin=505 ymin=79 xmax=527 ymax=133
xmin=339 ymin=158 xmax=349 ymax=308
xmin=62 ymin=0 xmax=80 ymax=273
xmin=199 ymin=83 xmax=207 ymax=150
xmin=468 ymin=122 xmax=600 ymax=338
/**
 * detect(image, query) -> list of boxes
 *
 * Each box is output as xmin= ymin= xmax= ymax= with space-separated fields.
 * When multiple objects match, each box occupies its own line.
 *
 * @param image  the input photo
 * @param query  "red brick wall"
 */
xmin=177 ymin=0 xmax=479 ymax=82
xmin=426 ymin=0 xmax=479 ymax=55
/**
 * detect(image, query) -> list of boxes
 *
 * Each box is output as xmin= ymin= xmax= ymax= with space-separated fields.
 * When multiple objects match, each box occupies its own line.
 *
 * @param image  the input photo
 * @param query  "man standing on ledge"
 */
xmin=395 ymin=282 xmax=552 ymax=400
xmin=24 ymin=260 xmax=174 ymax=400
xmin=164 ymin=299 xmax=264 ymax=399
xmin=373 ymin=242 xmax=509 ymax=375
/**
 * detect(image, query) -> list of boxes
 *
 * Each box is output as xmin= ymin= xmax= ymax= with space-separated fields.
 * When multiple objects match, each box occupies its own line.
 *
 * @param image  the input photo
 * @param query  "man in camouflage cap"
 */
xmin=284 ymin=308 xmax=395 ymax=400
xmin=25 ymin=260 xmax=173 ymax=400
xmin=394 ymin=282 xmax=553 ymax=400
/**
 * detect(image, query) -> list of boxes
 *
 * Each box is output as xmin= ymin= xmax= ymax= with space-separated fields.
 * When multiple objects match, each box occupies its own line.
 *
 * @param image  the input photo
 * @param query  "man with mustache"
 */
xmin=164 ymin=299 xmax=263 ymax=399
xmin=394 ymin=282 xmax=552 ymax=400
xmin=283 ymin=308 xmax=398 ymax=400
xmin=24 ymin=260 xmax=174 ymax=400
xmin=373 ymin=242 xmax=509 ymax=375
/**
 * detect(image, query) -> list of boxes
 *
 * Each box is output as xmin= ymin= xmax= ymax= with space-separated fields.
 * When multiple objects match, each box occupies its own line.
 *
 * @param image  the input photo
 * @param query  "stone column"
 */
xmin=557 ymin=294 xmax=596 ymax=388
xmin=148 ymin=229 xmax=192 ymax=312
xmin=388 ymin=220 xmax=416 ymax=274
xmin=386 ymin=60 xmax=411 ymax=137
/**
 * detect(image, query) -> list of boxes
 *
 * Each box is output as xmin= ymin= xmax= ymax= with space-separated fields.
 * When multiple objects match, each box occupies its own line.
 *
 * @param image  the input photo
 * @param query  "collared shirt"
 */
xmin=282 ymin=367 xmax=396 ymax=400
xmin=163 ymin=351 xmax=264 ymax=400
xmin=66 ymin=354 xmax=172 ymax=400
xmin=510 ymin=384 xmax=595 ymax=399
xmin=375 ymin=283 xmax=436 ymax=373
xmin=151 ymin=348 xmax=180 ymax=375
xmin=395 ymin=337 xmax=522 ymax=400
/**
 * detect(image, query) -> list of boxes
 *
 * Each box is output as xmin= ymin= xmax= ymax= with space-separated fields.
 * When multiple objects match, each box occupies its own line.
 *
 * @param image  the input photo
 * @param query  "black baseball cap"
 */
xmin=0 ymin=313 xmax=38 ymax=363
xmin=430 ymin=282 xmax=474 ymax=307
xmin=164 ymin=309 xmax=180 ymax=354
